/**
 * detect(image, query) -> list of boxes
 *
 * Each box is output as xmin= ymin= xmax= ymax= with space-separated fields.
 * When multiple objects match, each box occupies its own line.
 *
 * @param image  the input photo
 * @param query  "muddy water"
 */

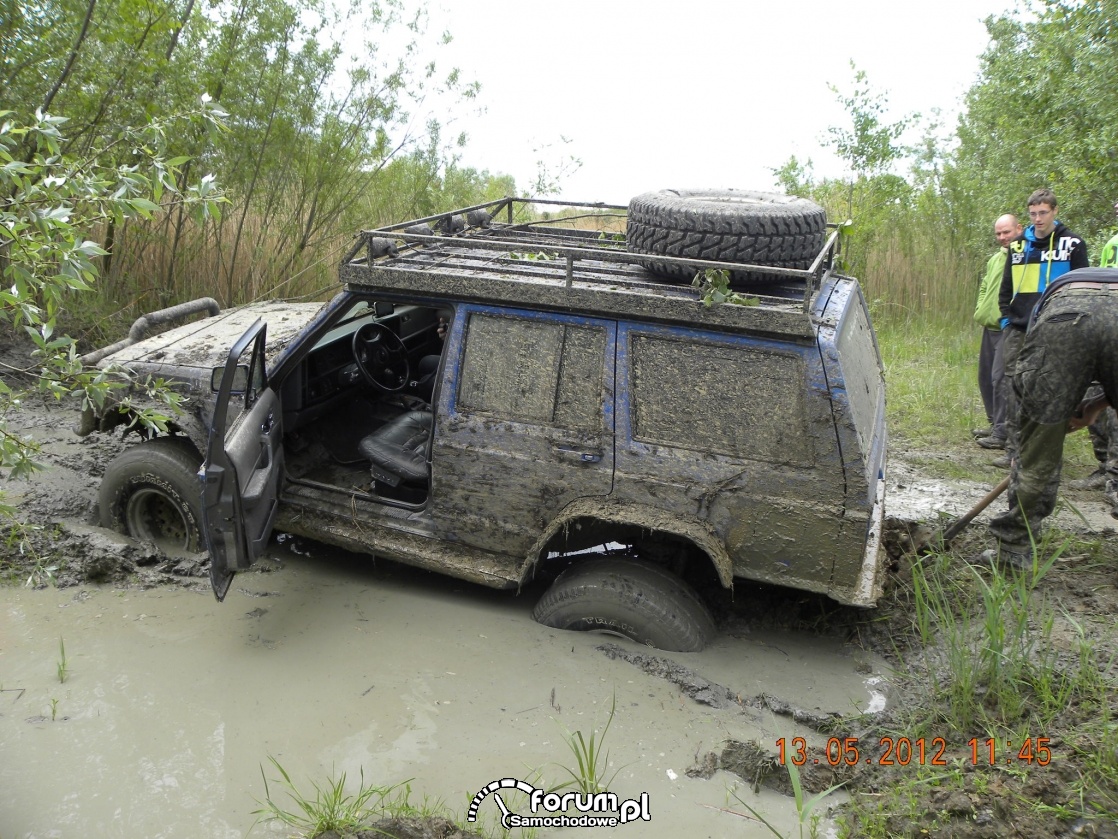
xmin=1 ymin=543 xmax=887 ymax=838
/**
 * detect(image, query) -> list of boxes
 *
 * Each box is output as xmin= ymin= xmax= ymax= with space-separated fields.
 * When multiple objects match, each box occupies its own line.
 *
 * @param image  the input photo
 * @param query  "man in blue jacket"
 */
xmin=996 ymin=189 xmax=1089 ymax=468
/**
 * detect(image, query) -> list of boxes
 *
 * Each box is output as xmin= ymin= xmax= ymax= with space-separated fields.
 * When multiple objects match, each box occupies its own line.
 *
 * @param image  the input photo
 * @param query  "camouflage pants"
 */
xmin=1085 ymin=404 xmax=1118 ymax=495
xmin=988 ymin=287 xmax=1118 ymax=550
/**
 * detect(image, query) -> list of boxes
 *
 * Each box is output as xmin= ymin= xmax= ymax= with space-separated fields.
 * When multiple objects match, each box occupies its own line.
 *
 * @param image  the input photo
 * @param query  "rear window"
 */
xmin=629 ymin=333 xmax=811 ymax=464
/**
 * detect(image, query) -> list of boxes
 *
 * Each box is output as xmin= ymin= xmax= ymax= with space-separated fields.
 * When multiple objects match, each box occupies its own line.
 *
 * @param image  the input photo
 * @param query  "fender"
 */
xmin=521 ymin=496 xmax=733 ymax=587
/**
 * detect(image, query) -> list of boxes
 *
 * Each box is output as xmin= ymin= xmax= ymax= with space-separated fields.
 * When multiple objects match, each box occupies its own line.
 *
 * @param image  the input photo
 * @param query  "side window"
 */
xmin=457 ymin=313 xmax=605 ymax=429
xmin=247 ymin=338 xmax=266 ymax=406
xmin=629 ymin=334 xmax=811 ymax=464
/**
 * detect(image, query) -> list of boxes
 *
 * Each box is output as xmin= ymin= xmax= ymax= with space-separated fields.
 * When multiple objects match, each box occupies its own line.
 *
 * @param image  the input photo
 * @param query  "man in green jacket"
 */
xmin=973 ymin=214 xmax=1021 ymax=450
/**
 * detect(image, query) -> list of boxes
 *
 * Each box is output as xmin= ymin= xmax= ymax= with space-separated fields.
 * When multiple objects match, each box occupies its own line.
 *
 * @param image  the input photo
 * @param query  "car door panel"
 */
xmin=430 ymin=307 xmax=616 ymax=557
xmin=202 ymin=320 xmax=284 ymax=601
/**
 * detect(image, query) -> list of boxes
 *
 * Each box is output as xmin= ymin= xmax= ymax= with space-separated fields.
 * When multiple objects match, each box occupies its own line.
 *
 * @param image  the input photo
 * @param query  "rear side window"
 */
xmin=630 ymin=333 xmax=811 ymax=464
xmin=458 ymin=313 xmax=606 ymax=429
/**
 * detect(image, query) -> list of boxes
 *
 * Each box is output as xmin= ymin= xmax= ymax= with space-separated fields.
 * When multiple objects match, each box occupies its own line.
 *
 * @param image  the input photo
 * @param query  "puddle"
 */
xmin=1 ymin=546 xmax=887 ymax=837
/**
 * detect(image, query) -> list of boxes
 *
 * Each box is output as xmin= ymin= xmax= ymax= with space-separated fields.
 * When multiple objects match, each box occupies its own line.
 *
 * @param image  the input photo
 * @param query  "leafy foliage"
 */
xmin=952 ymin=1 xmax=1118 ymax=252
xmin=692 ymin=269 xmax=759 ymax=308
xmin=773 ymin=63 xmax=919 ymax=283
xmin=3 ymin=0 xmax=513 ymax=317
xmin=0 ymin=107 xmax=223 ymax=503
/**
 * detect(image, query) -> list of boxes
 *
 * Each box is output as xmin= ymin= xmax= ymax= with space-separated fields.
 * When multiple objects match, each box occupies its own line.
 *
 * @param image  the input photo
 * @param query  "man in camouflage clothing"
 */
xmin=984 ymin=267 xmax=1118 ymax=568
xmin=1069 ymin=198 xmax=1118 ymax=496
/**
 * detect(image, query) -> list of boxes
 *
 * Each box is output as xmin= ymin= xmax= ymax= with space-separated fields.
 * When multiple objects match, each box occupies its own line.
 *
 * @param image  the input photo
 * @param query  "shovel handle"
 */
xmin=941 ymin=475 xmax=1012 ymax=545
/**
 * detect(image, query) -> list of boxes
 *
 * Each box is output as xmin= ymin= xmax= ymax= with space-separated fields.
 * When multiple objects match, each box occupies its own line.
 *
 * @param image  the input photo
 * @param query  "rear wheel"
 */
xmin=532 ymin=557 xmax=716 ymax=652
xmin=99 ymin=437 xmax=204 ymax=553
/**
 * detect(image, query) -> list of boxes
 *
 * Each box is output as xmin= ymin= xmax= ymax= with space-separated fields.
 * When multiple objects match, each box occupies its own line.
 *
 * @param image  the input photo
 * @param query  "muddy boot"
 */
xmin=991 ymin=454 xmax=1011 ymax=469
xmin=1069 ymin=465 xmax=1107 ymax=490
xmin=972 ymin=426 xmax=994 ymax=439
xmin=977 ymin=435 xmax=1007 ymax=450
xmin=972 ymin=545 xmax=1031 ymax=572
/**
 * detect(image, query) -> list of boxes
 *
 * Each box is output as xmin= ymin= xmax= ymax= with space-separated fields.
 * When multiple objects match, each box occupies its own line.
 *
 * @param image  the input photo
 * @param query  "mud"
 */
xmin=1 ymin=553 xmax=881 ymax=838
xmin=0 ymin=382 xmax=895 ymax=838
xmin=3 ymin=344 xmax=1118 ymax=837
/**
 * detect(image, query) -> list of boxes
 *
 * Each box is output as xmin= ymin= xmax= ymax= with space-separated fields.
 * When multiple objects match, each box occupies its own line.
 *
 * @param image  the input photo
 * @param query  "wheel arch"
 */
xmin=76 ymin=401 xmax=208 ymax=454
xmin=521 ymin=497 xmax=734 ymax=588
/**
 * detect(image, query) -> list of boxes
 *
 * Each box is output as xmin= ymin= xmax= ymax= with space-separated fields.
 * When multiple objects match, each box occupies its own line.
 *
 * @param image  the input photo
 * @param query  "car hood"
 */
xmin=97 ymin=300 xmax=326 ymax=377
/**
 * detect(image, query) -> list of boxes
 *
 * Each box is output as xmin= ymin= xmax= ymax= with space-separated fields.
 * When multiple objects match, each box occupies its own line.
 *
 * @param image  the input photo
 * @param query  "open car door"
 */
xmin=202 ymin=319 xmax=284 ymax=601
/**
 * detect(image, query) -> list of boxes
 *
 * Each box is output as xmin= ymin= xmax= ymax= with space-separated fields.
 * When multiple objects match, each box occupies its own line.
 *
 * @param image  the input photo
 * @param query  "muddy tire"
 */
xmin=99 ymin=437 xmax=204 ymax=553
xmin=626 ymin=188 xmax=827 ymax=283
xmin=532 ymin=558 xmax=716 ymax=652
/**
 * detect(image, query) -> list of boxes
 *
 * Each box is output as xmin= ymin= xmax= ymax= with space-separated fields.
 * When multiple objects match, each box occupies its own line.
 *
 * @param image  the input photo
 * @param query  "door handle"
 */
xmin=553 ymin=444 xmax=602 ymax=464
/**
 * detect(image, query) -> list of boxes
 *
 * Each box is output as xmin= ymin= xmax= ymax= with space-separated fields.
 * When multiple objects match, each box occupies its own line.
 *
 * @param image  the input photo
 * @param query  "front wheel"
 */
xmin=532 ymin=557 xmax=716 ymax=652
xmin=99 ymin=437 xmax=204 ymax=553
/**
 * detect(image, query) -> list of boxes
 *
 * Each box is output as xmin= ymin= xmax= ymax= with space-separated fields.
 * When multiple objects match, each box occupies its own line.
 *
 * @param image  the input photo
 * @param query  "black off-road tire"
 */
xmin=532 ymin=557 xmax=716 ymax=652
xmin=626 ymin=188 xmax=827 ymax=283
xmin=99 ymin=437 xmax=204 ymax=553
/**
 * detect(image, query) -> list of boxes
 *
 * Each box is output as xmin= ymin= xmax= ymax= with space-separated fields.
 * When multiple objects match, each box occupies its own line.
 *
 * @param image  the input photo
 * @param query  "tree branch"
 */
xmin=42 ymin=0 xmax=98 ymax=114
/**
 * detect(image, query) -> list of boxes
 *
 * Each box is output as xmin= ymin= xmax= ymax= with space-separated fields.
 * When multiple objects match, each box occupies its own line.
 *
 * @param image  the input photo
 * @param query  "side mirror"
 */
xmin=211 ymin=364 xmax=250 ymax=394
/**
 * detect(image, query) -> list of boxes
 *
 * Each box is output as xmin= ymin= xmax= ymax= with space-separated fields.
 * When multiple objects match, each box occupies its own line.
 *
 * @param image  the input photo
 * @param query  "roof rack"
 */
xmin=339 ymin=197 xmax=846 ymax=336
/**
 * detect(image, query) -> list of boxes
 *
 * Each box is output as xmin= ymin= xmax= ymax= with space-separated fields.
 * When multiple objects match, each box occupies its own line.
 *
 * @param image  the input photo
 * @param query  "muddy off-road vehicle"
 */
xmin=77 ymin=190 xmax=887 ymax=651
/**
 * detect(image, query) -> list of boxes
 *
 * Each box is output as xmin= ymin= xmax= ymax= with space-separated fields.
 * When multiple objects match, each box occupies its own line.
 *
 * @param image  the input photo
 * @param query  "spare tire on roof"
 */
xmin=626 ymin=188 xmax=827 ymax=284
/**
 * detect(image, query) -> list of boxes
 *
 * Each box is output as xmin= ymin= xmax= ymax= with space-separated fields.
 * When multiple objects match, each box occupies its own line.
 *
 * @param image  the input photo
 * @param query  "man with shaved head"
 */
xmin=972 ymin=213 xmax=1022 ymax=450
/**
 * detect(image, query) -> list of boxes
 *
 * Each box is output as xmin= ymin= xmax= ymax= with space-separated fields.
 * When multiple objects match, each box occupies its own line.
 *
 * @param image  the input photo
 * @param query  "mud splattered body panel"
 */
xmin=615 ymin=322 xmax=847 ymax=595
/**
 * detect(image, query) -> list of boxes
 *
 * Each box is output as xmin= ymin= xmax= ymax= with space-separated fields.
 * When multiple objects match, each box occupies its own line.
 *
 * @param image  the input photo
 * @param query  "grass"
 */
xmin=832 ymin=302 xmax=1118 ymax=835
xmin=727 ymin=755 xmax=846 ymax=839
xmin=251 ymin=757 xmax=414 ymax=837
xmin=56 ymin=637 xmax=68 ymax=684
xmin=874 ymin=311 xmax=1097 ymax=482
xmin=250 ymin=756 xmax=540 ymax=839
xmin=908 ymin=531 xmax=1075 ymax=731
xmin=551 ymin=693 xmax=623 ymax=795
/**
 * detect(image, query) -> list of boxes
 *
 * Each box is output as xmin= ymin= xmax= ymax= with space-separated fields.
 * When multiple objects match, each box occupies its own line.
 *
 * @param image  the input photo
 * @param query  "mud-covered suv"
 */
xmin=78 ymin=190 xmax=887 ymax=651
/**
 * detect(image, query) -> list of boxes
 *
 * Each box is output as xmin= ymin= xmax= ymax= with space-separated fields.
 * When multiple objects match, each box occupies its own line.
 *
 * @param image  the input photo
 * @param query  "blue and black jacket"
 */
xmin=998 ymin=220 xmax=1088 ymax=329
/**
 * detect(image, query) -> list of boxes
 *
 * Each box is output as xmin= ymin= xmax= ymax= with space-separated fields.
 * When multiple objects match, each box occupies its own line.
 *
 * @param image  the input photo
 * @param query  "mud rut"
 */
xmin=2 ymin=381 xmax=1118 ymax=837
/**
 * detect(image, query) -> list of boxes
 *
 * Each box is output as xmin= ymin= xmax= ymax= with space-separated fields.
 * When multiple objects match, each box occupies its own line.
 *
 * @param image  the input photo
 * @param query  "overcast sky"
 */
xmin=423 ymin=0 xmax=1017 ymax=204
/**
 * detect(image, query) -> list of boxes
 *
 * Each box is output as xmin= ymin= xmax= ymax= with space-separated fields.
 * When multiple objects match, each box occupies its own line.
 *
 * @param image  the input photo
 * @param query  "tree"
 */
xmin=775 ymin=63 xmax=918 ymax=281
xmin=0 ymin=106 xmax=225 ymax=521
xmin=952 ymin=0 xmax=1118 ymax=253
xmin=3 ymin=0 xmax=493 ymax=314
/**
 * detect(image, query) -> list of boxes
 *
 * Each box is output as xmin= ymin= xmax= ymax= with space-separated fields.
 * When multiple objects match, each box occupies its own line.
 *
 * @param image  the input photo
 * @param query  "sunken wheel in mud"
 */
xmin=99 ymin=437 xmax=204 ymax=553
xmin=532 ymin=557 xmax=716 ymax=652
xmin=626 ymin=188 xmax=827 ymax=284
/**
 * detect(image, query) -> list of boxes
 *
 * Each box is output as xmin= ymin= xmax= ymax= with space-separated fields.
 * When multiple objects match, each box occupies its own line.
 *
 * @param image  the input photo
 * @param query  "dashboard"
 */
xmin=280 ymin=301 xmax=445 ymax=431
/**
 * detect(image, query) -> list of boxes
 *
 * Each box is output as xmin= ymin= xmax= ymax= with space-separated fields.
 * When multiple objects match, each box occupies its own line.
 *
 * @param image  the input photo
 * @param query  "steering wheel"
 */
xmin=352 ymin=322 xmax=410 ymax=392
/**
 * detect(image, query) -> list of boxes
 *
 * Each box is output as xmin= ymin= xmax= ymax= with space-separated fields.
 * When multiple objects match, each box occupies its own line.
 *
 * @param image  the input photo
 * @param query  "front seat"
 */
xmin=357 ymin=410 xmax=433 ymax=487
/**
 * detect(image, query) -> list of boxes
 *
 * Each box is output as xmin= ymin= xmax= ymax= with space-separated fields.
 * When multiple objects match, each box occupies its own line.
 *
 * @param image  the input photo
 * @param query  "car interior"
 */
xmin=279 ymin=298 xmax=450 ymax=507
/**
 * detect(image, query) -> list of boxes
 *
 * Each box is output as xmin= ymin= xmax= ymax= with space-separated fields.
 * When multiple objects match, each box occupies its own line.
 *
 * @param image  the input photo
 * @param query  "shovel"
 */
xmin=913 ymin=475 xmax=1011 ymax=555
